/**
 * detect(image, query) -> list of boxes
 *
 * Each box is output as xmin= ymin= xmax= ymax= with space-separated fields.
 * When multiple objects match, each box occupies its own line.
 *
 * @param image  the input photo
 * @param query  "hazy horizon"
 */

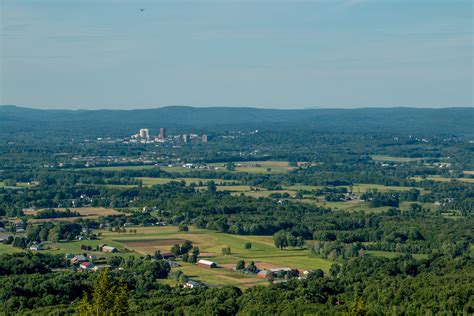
xmin=2 ymin=104 xmax=473 ymax=112
xmin=1 ymin=0 xmax=472 ymax=110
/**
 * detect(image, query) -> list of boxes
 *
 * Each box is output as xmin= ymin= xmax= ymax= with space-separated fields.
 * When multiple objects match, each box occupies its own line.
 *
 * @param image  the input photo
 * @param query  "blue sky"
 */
xmin=0 ymin=0 xmax=472 ymax=109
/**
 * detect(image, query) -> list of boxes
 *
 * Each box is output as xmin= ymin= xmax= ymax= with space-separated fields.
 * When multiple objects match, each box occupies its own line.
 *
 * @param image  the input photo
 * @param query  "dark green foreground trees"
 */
xmin=0 ymin=252 xmax=472 ymax=315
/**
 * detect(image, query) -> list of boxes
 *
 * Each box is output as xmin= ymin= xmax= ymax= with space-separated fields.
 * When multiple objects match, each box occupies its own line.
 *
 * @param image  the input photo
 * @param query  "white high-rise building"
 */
xmin=139 ymin=129 xmax=149 ymax=139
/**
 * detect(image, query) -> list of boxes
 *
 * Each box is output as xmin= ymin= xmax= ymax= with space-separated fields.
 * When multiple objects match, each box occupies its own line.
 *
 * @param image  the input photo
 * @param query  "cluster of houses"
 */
xmin=68 ymin=253 xmax=111 ymax=271
xmin=66 ymin=244 xmax=118 ymax=271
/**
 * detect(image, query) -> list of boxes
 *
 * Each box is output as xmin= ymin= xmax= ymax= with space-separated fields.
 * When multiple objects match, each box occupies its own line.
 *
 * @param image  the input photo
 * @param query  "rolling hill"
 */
xmin=0 ymin=105 xmax=473 ymax=137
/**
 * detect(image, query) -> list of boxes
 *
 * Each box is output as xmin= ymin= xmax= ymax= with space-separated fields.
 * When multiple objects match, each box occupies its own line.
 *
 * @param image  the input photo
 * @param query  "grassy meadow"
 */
xmin=208 ymin=161 xmax=295 ymax=174
xmin=411 ymin=176 xmax=474 ymax=183
xmin=371 ymin=155 xmax=436 ymax=162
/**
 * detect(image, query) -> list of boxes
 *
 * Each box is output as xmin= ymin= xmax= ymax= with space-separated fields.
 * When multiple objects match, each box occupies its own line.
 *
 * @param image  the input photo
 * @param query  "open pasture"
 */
xmin=172 ymin=263 xmax=267 ymax=287
xmin=0 ymin=243 xmax=23 ymax=255
xmin=284 ymin=183 xmax=420 ymax=193
xmin=209 ymin=161 xmax=295 ymax=174
xmin=241 ymin=189 xmax=296 ymax=198
xmin=62 ymin=207 xmax=120 ymax=217
xmin=216 ymin=185 xmax=258 ymax=192
xmin=301 ymin=200 xmax=438 ymax=213
xmin=371 ymin=155 xmax=436 ymax=162
xmin=24 ymin=207 xmax=121 ymax=222
xmin=351 ymin=183 xmax=420 ymax=193
xmin=411 ymin=176 xmax=474 ymax=183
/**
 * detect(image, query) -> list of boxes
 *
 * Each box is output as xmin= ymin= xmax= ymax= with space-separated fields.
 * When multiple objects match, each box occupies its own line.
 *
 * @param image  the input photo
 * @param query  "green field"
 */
xmin=241 ymin=190 xmax=296 ymax=198
xmin=282 ymin=184 xmax=323 ymax=191
xmin=351 ymin=183 xmax=422 ymax=193
xmin=208 ymin=161 xmax=295 ymax=174
xmin=411 ymin=176 xmax=474 ymax=183
xmin=0 ymin=181 xmax=33 ymax=189
xmin=216 ymin=185 xmax=258 ymax=192
xmin=302 ymin=200 xmax=392 ymax=212
xmin=168 ymin=263 xmax=268 ymax=287
xmin=99 ymin=226 xmax=333 ymax=286
xmin=97 ymin=184 xmax=137 ymax=189
xmin=302 ymin=200 xmax=438 ymax=213
xmin=371 ymin=155 xmax=435 ymax=162
xmin=0 ymin=243 xmax=23 ymax=255
xmin=283 ymin=183 xmax=420 ymax=193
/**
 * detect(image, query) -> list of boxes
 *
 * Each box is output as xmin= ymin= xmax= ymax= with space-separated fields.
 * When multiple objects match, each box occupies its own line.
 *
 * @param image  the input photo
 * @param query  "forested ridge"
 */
xmin=1 ymin=105 xmax=473 ymax=136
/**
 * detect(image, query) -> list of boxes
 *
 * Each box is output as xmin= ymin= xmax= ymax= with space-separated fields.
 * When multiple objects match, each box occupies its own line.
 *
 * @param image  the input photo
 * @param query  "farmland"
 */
xmin=105 ymin=226 xmax=333 ymax=274
xmin=170 ymin=263 xmax=267 ymax=287
xmin=23 ymin=207 xmax=122 ymax=222
xmin=218 ymin=183 xmax=423 ymax=197
xmin=208 ymin=161 xmax=295 ymax=174
xmin=371 ymin=155 xmax=439 ymax=162
xmin=283 ymin=183 xmax=422 ymax=193
xmin=411 ymin=176 xmax=474 ymax=183
xmin=0 ymin=225 xmax=334 ymax=287
xmin=301 ymin=200 xmax=439 ymax=213
xmin=103 ymin=226 xmax=333 ymax=287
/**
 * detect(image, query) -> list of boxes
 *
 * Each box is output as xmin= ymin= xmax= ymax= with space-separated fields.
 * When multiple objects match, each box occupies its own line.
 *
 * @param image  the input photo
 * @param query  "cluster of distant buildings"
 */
xmin=68 ymin=253 xmax=111 ymax=271
xmin=128 ymin=128 xmax=209 ymax=144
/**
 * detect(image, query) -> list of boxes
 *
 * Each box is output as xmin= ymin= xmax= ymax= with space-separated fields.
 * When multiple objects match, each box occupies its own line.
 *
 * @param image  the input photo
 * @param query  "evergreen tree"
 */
xmin=78 ymin=269 xmax=129 ymax=316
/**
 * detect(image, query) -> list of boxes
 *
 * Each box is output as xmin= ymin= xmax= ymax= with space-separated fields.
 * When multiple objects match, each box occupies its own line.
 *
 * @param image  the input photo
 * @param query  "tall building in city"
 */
xmin=160 ymin=127 xmax=166 ymax=139
xmin=183 ymin=134 xmax=189 ymax=143
xmin=139 ymin=128 xmax=149 ymax=139
xmin=202 ymin=134 xmax=208 ymax=143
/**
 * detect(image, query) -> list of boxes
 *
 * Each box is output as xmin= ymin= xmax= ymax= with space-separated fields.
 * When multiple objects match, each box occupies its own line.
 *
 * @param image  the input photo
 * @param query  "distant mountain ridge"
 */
xmin=1 ymin=105 xmax=473 ymax=137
